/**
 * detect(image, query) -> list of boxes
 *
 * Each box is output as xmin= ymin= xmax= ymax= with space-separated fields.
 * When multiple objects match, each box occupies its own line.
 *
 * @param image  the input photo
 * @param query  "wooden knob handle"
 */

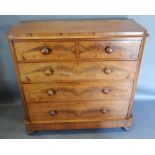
xmin=104 ymin=68 xmax=111 ymax=74
xmin=105 ymin=47 xmax=113 ymax=54
xmin=49 ymin=110 xmax=57 ymax=116
xmin=102 ymin=88 xmax=110 ymax=94
xmin=41 ymin=47 xmax=51 ymax=55
xmin=44 ymin=68 xmax=53 ymax=76
xmin=47 ymin=89 xmax=54 ymax=96
xmin=100 ymin=108 xmax=108 ymax=114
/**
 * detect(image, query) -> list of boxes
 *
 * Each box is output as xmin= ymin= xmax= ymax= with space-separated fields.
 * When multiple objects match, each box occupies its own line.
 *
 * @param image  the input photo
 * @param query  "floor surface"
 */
xmin=0 ymin=100 xmax=154 ymax=139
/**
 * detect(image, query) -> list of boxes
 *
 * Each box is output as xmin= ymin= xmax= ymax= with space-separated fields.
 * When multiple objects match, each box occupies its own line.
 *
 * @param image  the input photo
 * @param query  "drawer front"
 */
xmin=23 ymin=81 xmax=133 ymax=102
xmin=78 ymin=41 xmax=141 ymax=59
xmin=27 ymin=101 xmax=129 ymax=123
xmin=19 ymin=61 xmax=137 ymax=83
xmin=14 ymin=41 xmax=76 ymax=61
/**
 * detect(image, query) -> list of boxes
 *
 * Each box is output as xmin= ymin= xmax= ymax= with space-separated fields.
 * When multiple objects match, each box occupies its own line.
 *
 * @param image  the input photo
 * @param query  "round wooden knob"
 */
xmin=105 ymin=47 xmax=113 ymax=54
xmin=41 ymin=47 xmax=51 ymax=55
xmin=104 ymin=68 xmax=111 ymax=74
xmin=49 ymin=110 xmax=57 ymax=116
xmin=44 ymin=68 xmax=53 ymax=76
xmin=100 ymin=108 xmax=108 ymax=114
xmin=47 ymin=89 xmax=54 ymax=96
xmin=102 ymin=88 xmax=110 ymax=94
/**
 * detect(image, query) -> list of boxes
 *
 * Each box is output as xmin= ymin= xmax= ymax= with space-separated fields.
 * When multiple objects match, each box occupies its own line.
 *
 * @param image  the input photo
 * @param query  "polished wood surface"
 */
xmin=27 ymin=101 xmax=129 ymax=123
xmin=78 ymin=41 xmax=141 ymax=59
xmin=7 ymin=19 xmax=148 ymax=134
xmin=8 ymin=19 xmax=147 ymax=39
xmin=25 ymin=116 xmax=132 ymax=133
xmin=18 ymin=61 xmax=137 ymax=82
xmin=14 ymin=41 xmax=76 ymax=61
xmin=14 ymin=40 xmax=141 ymax=61
xmin=23 ymin=81 xmax=133 ymax=102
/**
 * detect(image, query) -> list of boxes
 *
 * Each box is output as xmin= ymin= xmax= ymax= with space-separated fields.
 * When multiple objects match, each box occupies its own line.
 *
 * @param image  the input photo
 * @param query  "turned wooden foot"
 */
xmin=122 ymin=127 xmax=131 ymax=131
xmin=26 ymin=130 xmax=36 ymax=135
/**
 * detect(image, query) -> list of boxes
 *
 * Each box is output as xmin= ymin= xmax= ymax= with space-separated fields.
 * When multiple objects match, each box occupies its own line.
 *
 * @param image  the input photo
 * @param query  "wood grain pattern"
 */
xmin=78 ymin=41 xmax=141 ymax=59
xmin=27 ymin=101 xmax=129 ymax=123
xmin=8 ymin=40 xmax=31 ymax=122
xmin=14 ymin=41 xmax=76 ymax=61
xmin=7 ymin=19 xmax=148 ymax=134
xmin=8 ymin=20 xmax=147 ymax=39
xmin=127 ymin=37 xmax=147 ymax=118
xmin=18 ymin=61 xmax=137 ymax=83
xmin=25 ymin=115 xmax=132 ymax=132
xmin=23 ymin=81 xmax=133 ymax=102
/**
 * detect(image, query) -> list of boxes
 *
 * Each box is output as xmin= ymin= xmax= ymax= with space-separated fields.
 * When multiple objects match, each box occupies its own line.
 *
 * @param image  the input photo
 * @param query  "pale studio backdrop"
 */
xmin=0 ymin=15 xmax=155 ymax=104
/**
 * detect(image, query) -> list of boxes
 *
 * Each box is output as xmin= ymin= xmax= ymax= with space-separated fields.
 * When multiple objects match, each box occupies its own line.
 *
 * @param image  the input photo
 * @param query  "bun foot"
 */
xmin=26 ymin=130 xmax=36 ymax=135
xmin=122 ymin=127 xmax=131 ymax=131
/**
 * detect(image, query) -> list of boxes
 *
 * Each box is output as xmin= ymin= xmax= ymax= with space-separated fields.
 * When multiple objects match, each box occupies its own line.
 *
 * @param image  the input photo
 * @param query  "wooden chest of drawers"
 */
xmin=7 ymin=19 xmax=148 ymax=134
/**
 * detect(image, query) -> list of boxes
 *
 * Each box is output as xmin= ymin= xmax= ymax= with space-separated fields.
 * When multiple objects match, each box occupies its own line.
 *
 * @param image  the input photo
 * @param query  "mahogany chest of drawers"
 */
xmin=7 ymin=19 xmax=148 ymax=134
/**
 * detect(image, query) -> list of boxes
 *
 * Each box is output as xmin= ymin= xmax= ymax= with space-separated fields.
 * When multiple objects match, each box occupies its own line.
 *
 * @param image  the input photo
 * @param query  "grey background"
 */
xmin=0 ymin=15 xmax=155 ymax=104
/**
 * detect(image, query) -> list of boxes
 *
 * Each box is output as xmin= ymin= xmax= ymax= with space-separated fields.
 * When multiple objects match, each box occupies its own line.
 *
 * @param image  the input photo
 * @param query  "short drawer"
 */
xmin=18 ymin=61 xmax=137 ymax=83
xmin=27 ymin=101 xmax=129 ymax=123
xmin=23 ymin=81 xmax=133 ymax=102
xmin=14 ymin=41 xmax=76 ymax=61
xmin=78 ymin=41 xmax=141 ymax=59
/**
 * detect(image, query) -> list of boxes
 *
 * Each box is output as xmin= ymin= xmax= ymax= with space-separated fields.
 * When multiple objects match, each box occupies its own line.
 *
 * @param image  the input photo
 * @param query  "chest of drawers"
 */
xmin=7 ymin=19 xmax=148 ymax=134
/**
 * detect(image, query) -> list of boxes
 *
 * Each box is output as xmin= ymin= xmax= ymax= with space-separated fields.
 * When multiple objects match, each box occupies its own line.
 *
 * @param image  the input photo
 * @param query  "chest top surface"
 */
xmin=7 ymin=19 xmax=148 ymax=39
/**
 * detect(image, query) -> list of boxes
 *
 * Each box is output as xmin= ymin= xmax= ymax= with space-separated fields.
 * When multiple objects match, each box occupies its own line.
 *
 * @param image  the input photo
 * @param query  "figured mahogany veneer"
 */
xmin=18 ymin=61 xmax=137 ymax=82
xmin=7 ymin=19 xmax=148 ymax=134
xmin=23 ymin=81 xmax=133 ymax=102
xmin=78 ymin=41 xmax=141 ymax=60
xmin=14 ymin=41 xmax=76 ymax=61
xmin=14 ymin=40 xmax=141 ymax=61
xmin=27 ymin=101 xmax=129 ymax=123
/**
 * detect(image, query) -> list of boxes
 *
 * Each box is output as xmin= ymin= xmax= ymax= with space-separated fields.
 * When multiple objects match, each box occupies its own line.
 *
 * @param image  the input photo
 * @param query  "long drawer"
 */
xmin=23 ymin=81 xmax=133 ymax=102
xmin=78 ymin=41 xmax=141 ymax=59
xmin=14 ymin=41 xmax=76 ymax=61
xmin=18 ymin=61 xmax=137 ymax=83
xmin=27 ymin=101 xmax=129 ymax=123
